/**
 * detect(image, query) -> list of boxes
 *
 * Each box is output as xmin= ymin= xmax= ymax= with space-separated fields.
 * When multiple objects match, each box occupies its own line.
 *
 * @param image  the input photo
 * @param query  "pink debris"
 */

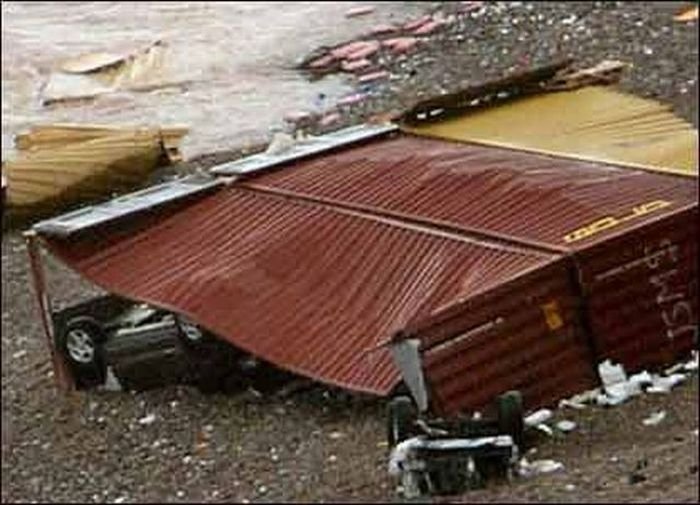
xmin=284 ymin=111 xmax=313 ymax=123
xmin=308 ymin=54 xmax=336 ymax=69
xmin=459 ymin=1 xmax=484 ymax=12
xmin=345 ymin=6 xmax=375 ymax=18
xmin=331 ymin=41 xmax=368 ymax=59
xmin=412 ymin=20 xmax=443 ymax=35
xmin=346 ymin=40 xmax=380 ymax=60
xmin=357 ymin=71 xmax=390 ymax=83
xmin=403 ymin=15 xmax=431 ymax=31
xmin=341 ymin=58 xmax=372 ymax=72
xmin=381 ymin=37 xmax=418 ymax=54
xmin=331 ymin=40 xmax=375 ymax=59
xmin=337 ymin=93 xmax=367 ymax=106
xmin=371 ymin=23 xmax=399 ymax=35
xmin=319 ymin=112 xmax=341 ymax=126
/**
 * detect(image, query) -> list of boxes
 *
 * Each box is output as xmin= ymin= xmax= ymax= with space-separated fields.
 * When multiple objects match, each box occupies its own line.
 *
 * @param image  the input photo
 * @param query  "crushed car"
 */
xmin=52 ymin=294 xmax=255 ymax=393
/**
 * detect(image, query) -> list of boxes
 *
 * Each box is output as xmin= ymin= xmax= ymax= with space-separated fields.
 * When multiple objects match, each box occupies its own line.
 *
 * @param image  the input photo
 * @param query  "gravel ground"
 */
xmin=2 ymin=1 xmax=698 ymax=503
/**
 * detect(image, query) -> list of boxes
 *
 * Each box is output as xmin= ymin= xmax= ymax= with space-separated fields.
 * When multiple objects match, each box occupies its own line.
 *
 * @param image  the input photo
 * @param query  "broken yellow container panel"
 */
xmin=403 ymin=86 xmax=698 ymax=177
xmin=4 ymin=129 xmax=171 ymax=219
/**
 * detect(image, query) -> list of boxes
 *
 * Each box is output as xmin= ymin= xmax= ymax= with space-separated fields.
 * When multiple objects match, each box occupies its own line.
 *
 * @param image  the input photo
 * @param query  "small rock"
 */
xmin=328 ymin=454 xmax=337 ymax=463
xmin=642 ymin=410 xmax=667 ymax=426
xmin=11 ymin=350 xmax=27 ymax=359
xmin=565 ymin=484 xmax=576 ymax=492
xmin=258 ymin=485 xmax=268 ymax=495
xmin=328 ymin=431 xmax=344 ymax=440
xmin=176 ymin=490 xmax=184 ymax=498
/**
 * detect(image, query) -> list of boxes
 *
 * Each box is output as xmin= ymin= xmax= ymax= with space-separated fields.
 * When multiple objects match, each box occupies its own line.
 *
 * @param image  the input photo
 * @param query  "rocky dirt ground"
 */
xmin=2 ymin=1 xmax=698 ymax=503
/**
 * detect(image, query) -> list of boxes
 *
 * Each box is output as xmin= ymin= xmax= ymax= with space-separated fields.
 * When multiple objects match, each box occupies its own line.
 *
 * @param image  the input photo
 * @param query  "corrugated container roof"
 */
xmin=245 ymin=134 xmax=696 ymax=252
xmin=42 ymin=186 xmax=555 ymax=395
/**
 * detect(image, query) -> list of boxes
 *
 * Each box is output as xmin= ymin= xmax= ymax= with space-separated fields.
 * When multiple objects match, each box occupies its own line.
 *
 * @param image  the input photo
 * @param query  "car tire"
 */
xmin=56 ymin=316 xmax=107 ymax=387
xmin=387 ymin=395 xmax=417 ymax=447
xmin=497 ymin=390 xmax=524 ymax=449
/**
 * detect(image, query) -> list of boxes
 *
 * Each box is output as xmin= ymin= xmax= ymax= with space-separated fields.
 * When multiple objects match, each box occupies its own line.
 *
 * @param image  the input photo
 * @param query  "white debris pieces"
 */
xmin=642 ymin=410 xmax=667 ymax=427
xmin=518 ymin=458 xmax=564 ymax=477
xmin=98 ymin=366 xmax=123 ymax=392
xmin=646 ymin=374 xmax=686 ymax=394
xmin=593 ymin=357 xmax=693 ymax=406
xmin=524 ymin=409 xmax=577 ymax=436
xmin=524 ymin=408 xmax=554 ymax=436
xmin=388 ymin=437 xmax=425 ymax=476
xmin=555 ymin=420 xmax=577 ymax=433
xmin=137 ymin=413 xmax=156 ymax=426
xmin=524 ymin=409 xmax=553 ymax=427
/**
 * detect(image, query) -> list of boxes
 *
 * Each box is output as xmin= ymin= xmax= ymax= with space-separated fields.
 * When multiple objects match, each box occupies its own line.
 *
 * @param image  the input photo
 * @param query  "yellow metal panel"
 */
xmin=403 ymin=86 xmax=698 ymax=177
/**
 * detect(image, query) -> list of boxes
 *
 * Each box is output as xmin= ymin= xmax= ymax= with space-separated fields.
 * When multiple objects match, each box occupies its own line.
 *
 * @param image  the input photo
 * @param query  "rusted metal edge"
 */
xmin=23 ymin=230 xmax=75 ymax=392
xmin=398 ymin=59 xmax=574 ymax=125
xmin=209 ymin=123 xmax=399 ymax=177
xmin=31 ymin=175 xmax=225 ymax=238
xmin=240 ymin=182 xmax=566 ymax=257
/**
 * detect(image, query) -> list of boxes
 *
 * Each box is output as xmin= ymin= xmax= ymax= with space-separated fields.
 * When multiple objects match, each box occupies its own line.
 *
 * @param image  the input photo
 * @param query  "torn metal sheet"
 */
xmin=6 ymin=125 xmax=189 ymax=221
xmin=41 ymin=41 xmax=190 ymax=106
xmin=402 ymin=86 xmax=698 ymax=176
xmin=37 ymin=186 xmax=555 ymax=395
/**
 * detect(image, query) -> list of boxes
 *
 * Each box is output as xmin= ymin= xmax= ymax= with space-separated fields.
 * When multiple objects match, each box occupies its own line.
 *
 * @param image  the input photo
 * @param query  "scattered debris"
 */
xmin=518 ymin=458 xmax=564 ymax=477
xmin=341 ymin=59 xmax=372 ymax=72
xmin=138 ymin=413 xmax=156 ymax=426
xmin=357 ymin=71 xmax=390 ymax=84
xmin=546 ymin=60 xmax=630 ymax=90
xmin=336 ymin=92 xmax=367 ymax=106
xmin=555 ymin=420 xmax=577 ymax=433
xmin=4 ymin=124 xmax=187 ymax=222
xmin=674 ymin=6 xmax=698 ymax=22
xmin=345 ymin=6 xmax=375 ymax=18
xmin=646 ymin=374 xmax=686 ymax=394
xmin=265 ymin=130 xmax=296 ymax=155
xmin=642 ymin=411 xmax=667 ymax=427
xmin=524 ymin=409 xmax=553 ymax=427
xmin=42 ymin=40 xmax=190 ymax=106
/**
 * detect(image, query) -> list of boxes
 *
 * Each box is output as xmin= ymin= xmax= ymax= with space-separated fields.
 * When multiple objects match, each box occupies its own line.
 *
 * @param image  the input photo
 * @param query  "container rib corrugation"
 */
xmin=576 ymin=204 xmax=698 ymax=374
xmin=42 ymin=186 xmax=554 ymax=395
xmin=246 ymin=133 xmax=697 ymax=374
xmin=407 ymin=259 xmax=598 ymax=415
xmin=247 ymin=134 xmax=696 ymax=250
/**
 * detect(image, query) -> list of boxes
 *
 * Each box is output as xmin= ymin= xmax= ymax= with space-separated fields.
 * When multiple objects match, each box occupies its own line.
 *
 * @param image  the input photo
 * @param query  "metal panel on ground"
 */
xmin=246 ymin=133 xmax=698 ymax=373
xmin=401 ymin=259 xmax=597 ymax=416
xmin=39 ymin=186 xmax=555 ymax=396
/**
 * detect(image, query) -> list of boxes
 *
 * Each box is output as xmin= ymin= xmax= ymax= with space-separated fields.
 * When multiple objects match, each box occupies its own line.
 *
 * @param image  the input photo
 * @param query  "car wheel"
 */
xmin=57 ymin=316 xmax=106 ymax=387
xmin=497 ymin=390 xmax=524 ymax=449
xmin=387 ymin=395 xmax=417 ymax=447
